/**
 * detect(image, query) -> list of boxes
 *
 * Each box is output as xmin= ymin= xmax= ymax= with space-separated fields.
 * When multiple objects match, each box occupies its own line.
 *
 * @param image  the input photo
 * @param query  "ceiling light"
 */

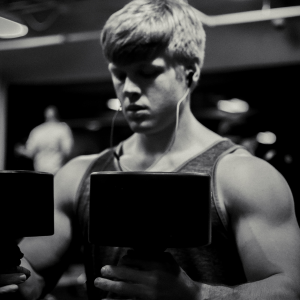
xmin=256 ymin=131 xmax=277 ymax=144
xmin=0 ymin=16 xmax=28 ymax=39
xmin=86 ymin=120 xmax=101 ymax=131
xmin=217 ymin=98 xmax=249 ymax=113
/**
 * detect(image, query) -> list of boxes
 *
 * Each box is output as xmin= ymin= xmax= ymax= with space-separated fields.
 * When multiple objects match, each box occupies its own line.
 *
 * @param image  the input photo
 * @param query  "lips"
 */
xmin=125 ymin=104 xmax=149 ymax=120
xmin=126 ymin=104 xmax=147 ymax=112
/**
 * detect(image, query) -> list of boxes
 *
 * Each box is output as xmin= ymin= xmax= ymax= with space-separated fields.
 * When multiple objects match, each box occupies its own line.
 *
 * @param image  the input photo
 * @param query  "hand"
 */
xmin=14 ymin=144 xmax=25 ymax=156
xmin=0 ymin=266 xmax=30 ymax=295
xmin=0 ymin=240 xmax=31 ymax=295
xmin=94 ymin=250 xmax=199 ymax=300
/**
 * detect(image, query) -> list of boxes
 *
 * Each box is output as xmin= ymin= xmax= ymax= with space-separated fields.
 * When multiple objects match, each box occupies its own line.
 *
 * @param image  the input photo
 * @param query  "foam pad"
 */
xmin=89 ymin=172 xmax=211 ymax=249
xmin=0 ymin=171 xmax=54 ymax=238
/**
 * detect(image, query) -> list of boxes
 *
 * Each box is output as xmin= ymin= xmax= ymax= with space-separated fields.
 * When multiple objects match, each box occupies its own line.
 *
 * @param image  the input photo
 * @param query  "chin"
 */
xmin=128 ymin=122 xmax=155 ymax=135
xmin=129 ymin=125 xmax=150 ymax=134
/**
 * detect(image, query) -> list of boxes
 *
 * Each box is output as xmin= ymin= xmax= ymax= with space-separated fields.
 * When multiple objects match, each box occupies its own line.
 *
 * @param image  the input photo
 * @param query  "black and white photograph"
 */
xmin=0 ymin=1 xmax=300 ymax=299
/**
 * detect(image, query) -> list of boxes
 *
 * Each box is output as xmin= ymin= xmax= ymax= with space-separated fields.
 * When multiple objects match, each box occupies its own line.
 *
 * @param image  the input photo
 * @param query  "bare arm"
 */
xmin=200 ymin=153 xmax=300 ymax=299
xmin=60 ymin=123 xmax=74 ymax=157
xmin=14 ymin=144 xmax=33 ymax=159
xmin=15 ymin=155 xmax=97 ymax=299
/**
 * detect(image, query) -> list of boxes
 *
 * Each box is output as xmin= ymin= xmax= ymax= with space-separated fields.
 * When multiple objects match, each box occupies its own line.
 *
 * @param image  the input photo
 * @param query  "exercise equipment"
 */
xmin=89 ymin=172 xmax=211 ymax=252
xmin=0 ymin=170 xmax=54 ymax=274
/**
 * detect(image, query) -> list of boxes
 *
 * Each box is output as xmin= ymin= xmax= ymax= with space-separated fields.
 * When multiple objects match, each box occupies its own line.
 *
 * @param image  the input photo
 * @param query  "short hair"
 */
xmin=100 ymin=0 xmax=206 ymax=69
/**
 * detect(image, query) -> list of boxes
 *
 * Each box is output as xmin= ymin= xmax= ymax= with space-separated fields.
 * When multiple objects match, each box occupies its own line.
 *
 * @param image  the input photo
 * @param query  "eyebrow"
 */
xmin=110 ymin=62 xmax=166 ymax=72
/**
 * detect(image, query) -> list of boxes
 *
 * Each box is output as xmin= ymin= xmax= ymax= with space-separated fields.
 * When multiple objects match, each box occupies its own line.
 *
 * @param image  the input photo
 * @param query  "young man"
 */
xmin=1 ymin=0 xmax=300 ymax=299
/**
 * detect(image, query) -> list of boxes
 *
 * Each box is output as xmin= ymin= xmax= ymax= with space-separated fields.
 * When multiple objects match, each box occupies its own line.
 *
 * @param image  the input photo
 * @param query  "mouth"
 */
xmin=126 ymin=104 xmax=147 ymax=112
xmin=125 ymin=104 xmax=149 ymax=120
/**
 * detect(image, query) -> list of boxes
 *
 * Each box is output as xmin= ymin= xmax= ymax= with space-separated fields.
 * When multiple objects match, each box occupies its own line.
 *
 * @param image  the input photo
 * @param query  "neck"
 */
xmin=126 ymin=105 xmax=197 ymax=157
xmin=118 ymin=92 xmax=222 ymax=171
xmin=119 ymin=108 xmax=222 ymax=172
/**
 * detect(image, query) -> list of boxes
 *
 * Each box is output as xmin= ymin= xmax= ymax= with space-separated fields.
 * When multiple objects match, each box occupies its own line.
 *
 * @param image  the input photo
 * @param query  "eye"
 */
xmin=109 ymin=64 xmax=127 ymax=82
xmin=139 ymin=67 xmax=162 ymax=78
xmin=113 ymin=71 xmax=126 ymax=81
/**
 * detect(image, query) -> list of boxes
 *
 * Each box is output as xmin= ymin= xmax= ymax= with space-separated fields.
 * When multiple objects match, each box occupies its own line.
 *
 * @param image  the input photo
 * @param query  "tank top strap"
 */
xmin=75 ymin=148 xmax=116 ymax=232
xmin=177 ymin=138 xmax=244 ymax=231
xmin=176 ymin=138 xmax=241 ymax=175
xmin=211 ymin=143 xmax=244 ymax=230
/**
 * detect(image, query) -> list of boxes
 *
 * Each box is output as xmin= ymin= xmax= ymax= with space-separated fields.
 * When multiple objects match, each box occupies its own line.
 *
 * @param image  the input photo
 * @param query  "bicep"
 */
xmin=219 ymin=156 xmax=300 ymax=283
xmin=18 ymin=156 xmax=91 ymax=286
xmin=19 ymin=206 xmax=73 ymax=271
xmin=235 ymin=200 xmax=300 ymax=282
xmin=18 ymin=201 xmax=74 ymax=291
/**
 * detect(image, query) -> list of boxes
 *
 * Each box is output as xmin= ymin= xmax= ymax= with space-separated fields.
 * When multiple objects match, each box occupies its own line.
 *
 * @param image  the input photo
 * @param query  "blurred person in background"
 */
xmin=14 ymin=105 xmax=74 ymax=174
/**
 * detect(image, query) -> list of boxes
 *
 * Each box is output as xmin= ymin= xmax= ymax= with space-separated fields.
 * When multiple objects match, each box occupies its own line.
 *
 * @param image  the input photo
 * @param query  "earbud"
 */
xmin=187 ymin=72 xmax=194 ymax=88
xmin=118 ymin=100 xmax=122 ymax=111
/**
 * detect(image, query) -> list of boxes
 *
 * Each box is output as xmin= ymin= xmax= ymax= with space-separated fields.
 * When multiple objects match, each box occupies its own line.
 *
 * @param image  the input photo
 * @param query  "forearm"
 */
xmin=17 ymin=258 xmax=45 ymax=300
xmin=200 ymin=275 xmax=299 ymax=300
xmin=15 ymin=145 xmax=33 ymax=159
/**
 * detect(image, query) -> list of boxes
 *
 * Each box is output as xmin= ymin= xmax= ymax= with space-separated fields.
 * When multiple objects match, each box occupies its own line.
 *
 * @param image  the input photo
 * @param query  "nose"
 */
xmin=123 ymin=76 xmax=141 ymax=95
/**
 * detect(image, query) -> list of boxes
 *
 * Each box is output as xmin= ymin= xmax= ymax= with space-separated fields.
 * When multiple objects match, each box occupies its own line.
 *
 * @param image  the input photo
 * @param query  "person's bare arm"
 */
xmin=60 ymin=123 xmax=74 ymax=157
xmin=13 ymin=155 xmax=97 ymax=299
xmin=199 ymin=153 xmax=300 ymax=299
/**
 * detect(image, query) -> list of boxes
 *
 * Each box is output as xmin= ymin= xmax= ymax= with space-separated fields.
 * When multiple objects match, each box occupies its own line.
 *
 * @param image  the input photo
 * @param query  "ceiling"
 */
xmin=0 ymin=0 xmax=300 ymax=84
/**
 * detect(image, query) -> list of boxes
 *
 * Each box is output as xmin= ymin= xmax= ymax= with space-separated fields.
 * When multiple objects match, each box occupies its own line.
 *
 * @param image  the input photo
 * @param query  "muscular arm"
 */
xmin=201 ymin=153 xmax=300 ymax=299
xmin=16 ymin=155 xmax=96 ymax=299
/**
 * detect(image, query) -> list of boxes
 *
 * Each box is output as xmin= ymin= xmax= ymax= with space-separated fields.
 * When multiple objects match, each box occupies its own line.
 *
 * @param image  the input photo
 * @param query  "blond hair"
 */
xmin=101 ymin=0 xmax=206 ymax=69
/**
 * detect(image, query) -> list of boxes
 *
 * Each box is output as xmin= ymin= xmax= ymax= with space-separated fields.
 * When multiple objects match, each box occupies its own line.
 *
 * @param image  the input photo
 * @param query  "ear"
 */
xmin=108 ymin=63 xmax=114 ymax=74
xmin=118 ymin=99 xmax=122 ymax=111
xmin=185 ymin=63 xmax=200 ymax=89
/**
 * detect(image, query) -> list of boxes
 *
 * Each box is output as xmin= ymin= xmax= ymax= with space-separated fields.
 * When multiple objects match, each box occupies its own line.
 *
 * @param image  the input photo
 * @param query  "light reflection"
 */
xmin=107 ymin=98 xmax=122 ymax=111
xmin=0 ymin=17 xmax=28 ymax=39
xmin=256 ymin=131 xmax=277 ymax=144
xmin=217 ymin=98 xmax=249 ymax=114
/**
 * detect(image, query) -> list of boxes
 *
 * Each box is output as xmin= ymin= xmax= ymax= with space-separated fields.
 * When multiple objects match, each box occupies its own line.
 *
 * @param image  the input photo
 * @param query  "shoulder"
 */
xmin=28 ymin=123 xmax=44 ymax=137
xmin=58 ymin=121 xmax=72 ymax=130
xmin=54 ymin=154 xmax=99 ymax=210
xmin=215 ymin=149 xmax=294 ymax=222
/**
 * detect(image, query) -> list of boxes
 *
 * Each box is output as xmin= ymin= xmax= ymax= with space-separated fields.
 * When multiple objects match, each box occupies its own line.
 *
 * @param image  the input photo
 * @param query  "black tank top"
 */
xmin=75 ymin=139 xmax=247 ymax=299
